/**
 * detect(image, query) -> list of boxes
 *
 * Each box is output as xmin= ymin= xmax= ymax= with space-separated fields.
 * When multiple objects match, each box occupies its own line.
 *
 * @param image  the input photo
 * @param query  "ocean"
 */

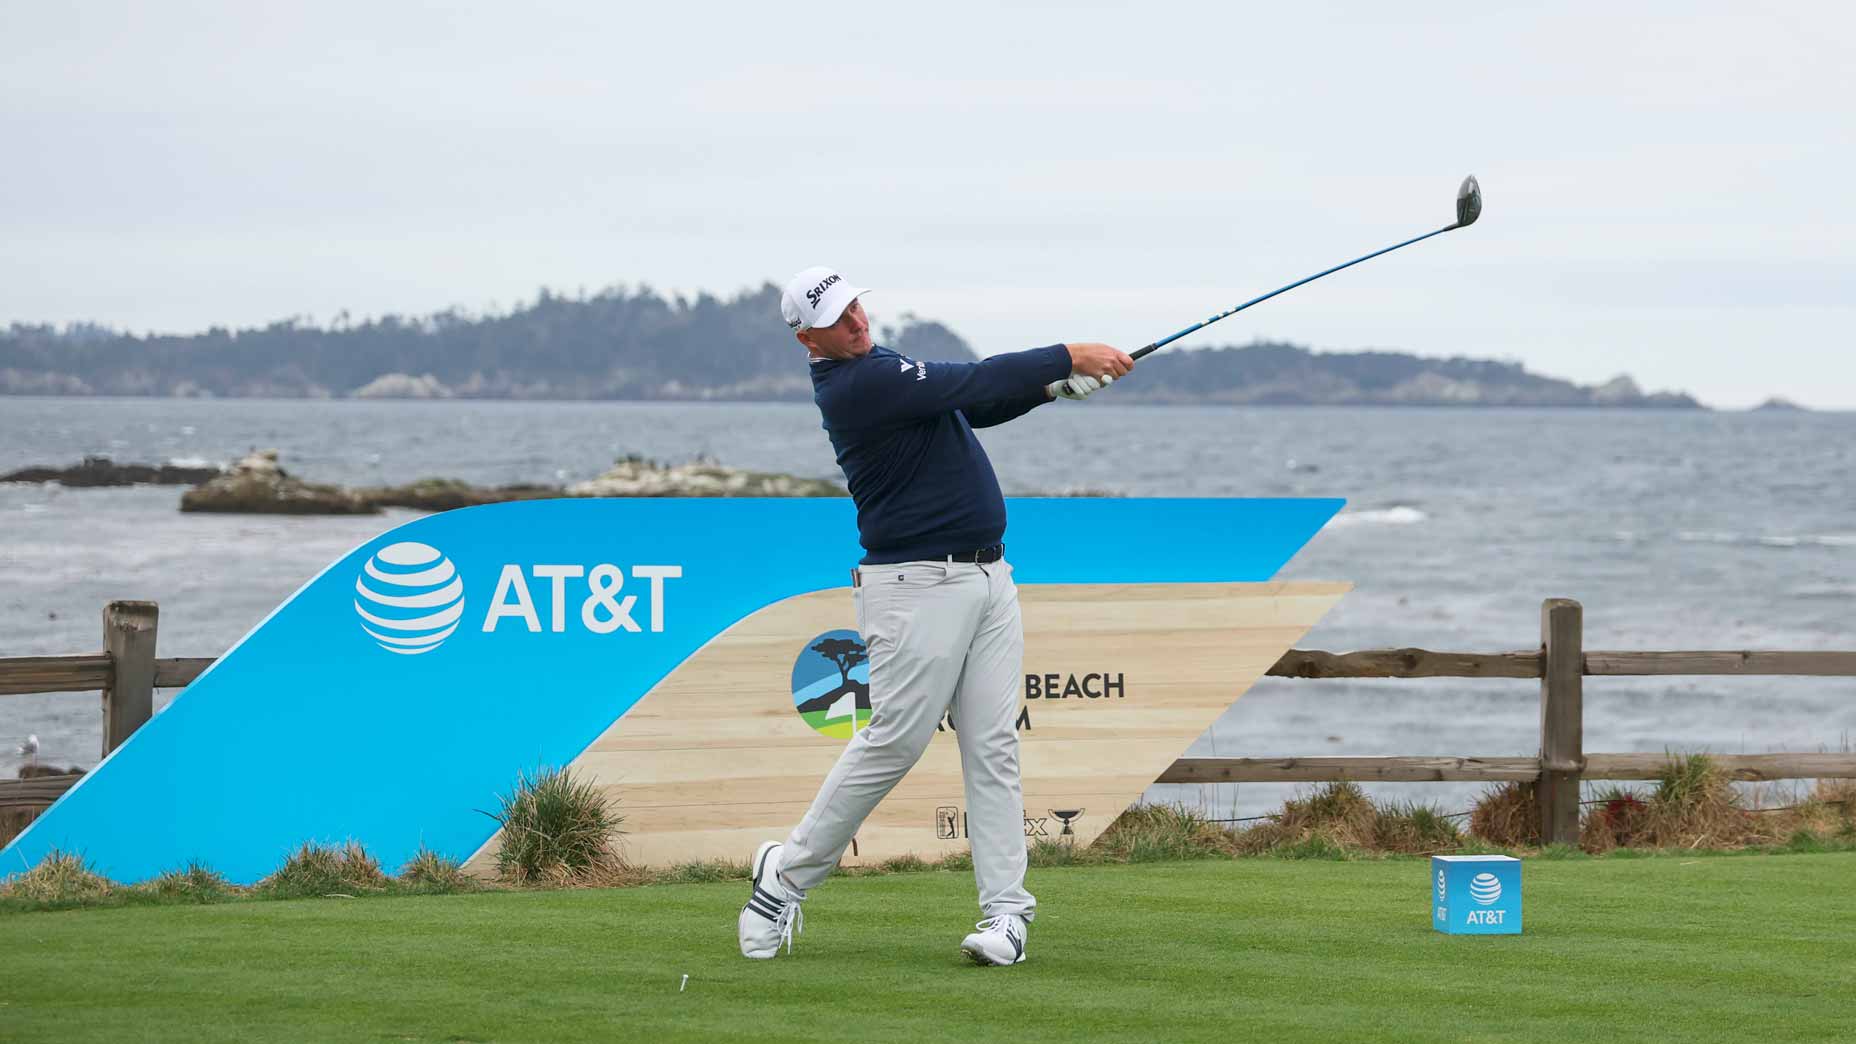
xmin=2 ymin=396 xmax=1851 ymax=819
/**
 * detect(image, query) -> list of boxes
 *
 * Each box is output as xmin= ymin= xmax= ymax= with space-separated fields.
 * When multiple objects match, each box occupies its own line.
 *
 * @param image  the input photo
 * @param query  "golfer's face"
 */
xmin=808 ymin=299 xmax=872 ymax=358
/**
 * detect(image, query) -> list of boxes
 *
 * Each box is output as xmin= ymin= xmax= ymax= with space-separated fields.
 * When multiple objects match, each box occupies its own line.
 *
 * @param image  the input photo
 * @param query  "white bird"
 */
xmin=15 ymin=734 xmax=37 ymax=758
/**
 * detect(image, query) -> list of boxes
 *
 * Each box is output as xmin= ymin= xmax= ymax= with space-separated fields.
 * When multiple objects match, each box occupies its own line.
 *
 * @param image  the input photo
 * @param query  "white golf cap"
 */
xmin=780 ymin=266 xmax=868 ymax=331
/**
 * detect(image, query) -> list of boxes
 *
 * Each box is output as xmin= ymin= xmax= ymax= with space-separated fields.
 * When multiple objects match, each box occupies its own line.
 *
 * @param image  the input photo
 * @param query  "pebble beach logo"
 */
xmin=353 ymin=542 xmax=466 ymax=655
xmin=791 ymin=629 xmax=871 ymax=738
xmin=1470 ymin=872 xmax=1503 ymax=905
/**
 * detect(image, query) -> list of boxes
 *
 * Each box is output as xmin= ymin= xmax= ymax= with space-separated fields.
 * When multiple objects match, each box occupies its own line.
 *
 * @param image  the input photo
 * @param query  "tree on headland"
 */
xmin=810 ymin=637 xmax=867 ymax=690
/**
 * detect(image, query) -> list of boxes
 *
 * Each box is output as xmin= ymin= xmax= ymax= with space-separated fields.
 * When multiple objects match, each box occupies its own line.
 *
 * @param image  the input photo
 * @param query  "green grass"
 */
xmin=3 ymin=854 xmax=1853 ymax=1043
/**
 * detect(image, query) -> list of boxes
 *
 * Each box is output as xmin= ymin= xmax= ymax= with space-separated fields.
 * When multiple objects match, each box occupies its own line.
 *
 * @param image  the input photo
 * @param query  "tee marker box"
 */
xmin=1431 ymin=854 xmax=1521 ymax=935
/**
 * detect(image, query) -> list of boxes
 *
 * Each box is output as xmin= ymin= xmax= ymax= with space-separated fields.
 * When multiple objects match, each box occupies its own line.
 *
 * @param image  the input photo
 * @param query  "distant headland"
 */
xmin=2 ymin=284 xmax=1702 ymax=408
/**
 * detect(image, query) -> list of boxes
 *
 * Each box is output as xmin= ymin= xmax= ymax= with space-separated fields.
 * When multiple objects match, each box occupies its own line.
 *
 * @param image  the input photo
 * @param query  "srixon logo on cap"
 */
xmin=805 ymin=273 xmax=842 ymax=307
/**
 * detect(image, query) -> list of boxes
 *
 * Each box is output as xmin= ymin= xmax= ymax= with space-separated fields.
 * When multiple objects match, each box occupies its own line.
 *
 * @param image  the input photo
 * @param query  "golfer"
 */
xmin=738 ymin=266 xmax=1133 ymax=966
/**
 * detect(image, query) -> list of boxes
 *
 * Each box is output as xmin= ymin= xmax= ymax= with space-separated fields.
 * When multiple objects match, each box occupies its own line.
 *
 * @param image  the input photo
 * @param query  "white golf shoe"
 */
xmin=960 ymin=914 xmax=1028 ymax=966
xmin=738 ymin=840 xmax=803 ymax=959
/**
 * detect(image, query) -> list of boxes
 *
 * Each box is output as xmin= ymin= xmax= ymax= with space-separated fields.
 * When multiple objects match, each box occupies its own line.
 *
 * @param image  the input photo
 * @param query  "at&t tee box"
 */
xmin=1431 ymin=855 xmax=1521 ymax=935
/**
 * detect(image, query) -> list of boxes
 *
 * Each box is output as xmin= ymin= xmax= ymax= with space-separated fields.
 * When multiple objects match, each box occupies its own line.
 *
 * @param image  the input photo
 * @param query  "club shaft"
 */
xmin=1130 ymin=222 xmax=1459 ymax=360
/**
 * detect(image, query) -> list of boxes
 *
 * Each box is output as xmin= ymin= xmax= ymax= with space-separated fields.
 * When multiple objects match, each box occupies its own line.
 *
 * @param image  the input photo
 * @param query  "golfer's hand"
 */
xmin=1045 ymin=374 xmax=1111 ymax=400
xmin=1064 ymin=342 xmax=1134 ymax=381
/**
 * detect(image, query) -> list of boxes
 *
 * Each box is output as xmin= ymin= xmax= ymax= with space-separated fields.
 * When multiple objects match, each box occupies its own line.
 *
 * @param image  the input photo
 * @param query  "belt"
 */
xmin=851 ymin=544 xmax=1005 ymax=586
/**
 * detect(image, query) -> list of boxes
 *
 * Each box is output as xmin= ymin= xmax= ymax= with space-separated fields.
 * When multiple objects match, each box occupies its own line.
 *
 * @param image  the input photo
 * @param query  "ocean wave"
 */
xmin=1677 ymin=531 xmax=1855 ymax=550
xmin=1794 ymin=583 xmax=1856 ymax=599
xmin=166 ymin=456 xmax=216 ymax=469
xmin=1327 ymin=506 xmax=1427 ymax=527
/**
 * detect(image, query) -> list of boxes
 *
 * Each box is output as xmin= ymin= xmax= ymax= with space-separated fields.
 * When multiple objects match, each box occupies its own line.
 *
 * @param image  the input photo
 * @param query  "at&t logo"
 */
xmin=1470 ymin=872 xmax=1503 ymax=905
xmin=353 ymin=542 xmax=466 ymax=655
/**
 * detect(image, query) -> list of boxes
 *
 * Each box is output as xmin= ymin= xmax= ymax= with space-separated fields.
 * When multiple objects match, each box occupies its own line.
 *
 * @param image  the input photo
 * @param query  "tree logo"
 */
xmin=791 ymin=629 xmax=871 ymax=738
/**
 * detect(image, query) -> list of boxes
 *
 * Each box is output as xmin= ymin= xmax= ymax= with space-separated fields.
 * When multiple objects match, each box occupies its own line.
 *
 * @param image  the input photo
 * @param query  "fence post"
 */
xmin=102 ymin=601 xmax=159 ymax=756
xmin=1538 ymin=598 xmax=1584 ymax=845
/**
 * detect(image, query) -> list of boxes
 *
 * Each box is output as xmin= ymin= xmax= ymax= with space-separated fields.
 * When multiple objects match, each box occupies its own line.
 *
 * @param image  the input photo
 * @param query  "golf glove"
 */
xmin=1046 ymin=374 xmax=1112 ymax=401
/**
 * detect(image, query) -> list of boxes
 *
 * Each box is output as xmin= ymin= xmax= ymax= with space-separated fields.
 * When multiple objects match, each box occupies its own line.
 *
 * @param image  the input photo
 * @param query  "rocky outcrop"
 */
xmin=567 ymin=455 xmax=845 ymax=498
xmin=356 ymin=478 xmax=561 ymax=511
xmin=1 ymin=455 xmax=222 ymax=486
xmin=172 ymin=452 xmax=843 ymax=514
xmin=180 ymin=450 xmax=378 ymax=515
xmin=1752 ymin=397 xmax=1808 ymax=412
xmin=350 ymin=373 xmax=453 ymax=399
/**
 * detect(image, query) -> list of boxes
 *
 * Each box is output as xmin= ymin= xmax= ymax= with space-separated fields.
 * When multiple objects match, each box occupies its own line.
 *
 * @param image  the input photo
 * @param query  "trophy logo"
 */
xmin=1050 ymin=808 xmax=1085 ymax=842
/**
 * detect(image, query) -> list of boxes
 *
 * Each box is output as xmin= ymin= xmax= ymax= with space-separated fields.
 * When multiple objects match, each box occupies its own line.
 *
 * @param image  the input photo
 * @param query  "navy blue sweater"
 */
xmin=809 ymin=343 xmax=1073 ymax=564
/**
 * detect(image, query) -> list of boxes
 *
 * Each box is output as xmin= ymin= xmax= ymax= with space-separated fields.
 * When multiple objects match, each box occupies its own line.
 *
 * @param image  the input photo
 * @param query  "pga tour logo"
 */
xmin=353 ymin=541 xmax=685 ymax=654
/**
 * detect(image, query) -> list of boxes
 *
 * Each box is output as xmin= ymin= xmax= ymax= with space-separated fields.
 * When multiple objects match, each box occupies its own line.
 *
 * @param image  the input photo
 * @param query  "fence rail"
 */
xmin=4 ymin=598 xmax=1854 ymax=844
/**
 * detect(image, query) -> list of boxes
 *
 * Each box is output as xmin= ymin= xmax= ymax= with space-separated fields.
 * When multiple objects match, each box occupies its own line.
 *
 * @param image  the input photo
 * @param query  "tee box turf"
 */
xmin=1431 ymin=855 xmax=1522 ymax=935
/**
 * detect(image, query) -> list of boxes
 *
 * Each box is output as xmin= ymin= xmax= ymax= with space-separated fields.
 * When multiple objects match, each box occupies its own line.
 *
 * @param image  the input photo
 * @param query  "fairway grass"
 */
xmin=4 ymin=854 xmax=1852 ymax=1043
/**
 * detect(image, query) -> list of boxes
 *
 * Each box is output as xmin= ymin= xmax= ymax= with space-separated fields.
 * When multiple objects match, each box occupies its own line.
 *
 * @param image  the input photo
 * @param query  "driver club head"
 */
xmin=1455 ymin=174 xmax=1482 ymax=228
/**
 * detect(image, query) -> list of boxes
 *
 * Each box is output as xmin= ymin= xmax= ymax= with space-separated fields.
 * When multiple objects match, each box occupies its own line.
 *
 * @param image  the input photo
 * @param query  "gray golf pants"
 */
xmin=779 ymin=557 xmax=1036 ymax=921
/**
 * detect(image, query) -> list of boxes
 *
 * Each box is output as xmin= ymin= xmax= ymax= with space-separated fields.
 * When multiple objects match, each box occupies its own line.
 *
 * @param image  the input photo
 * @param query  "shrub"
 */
xmin=1809 ymin=778 xmax=1856 ymax=836
xmin=1468 ymin=782 xmax=1541 ymax=847
xmin=1641 ymin=754 xmax=1764 ymax=848
xmin=486 ymin=766 xmax=628 ymax=885
xmin=1235 ymin=782 xmax=1377 ymax=855
xmin=1581 ymin=785 xmax=1651 ymax=853
xmin=260 ymin=841 xmax=389 ymax=898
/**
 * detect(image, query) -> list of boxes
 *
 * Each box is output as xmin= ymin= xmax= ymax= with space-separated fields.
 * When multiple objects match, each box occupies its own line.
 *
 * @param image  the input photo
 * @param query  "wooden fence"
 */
xmin=4 ymin=598 xmax=1854 ymax=844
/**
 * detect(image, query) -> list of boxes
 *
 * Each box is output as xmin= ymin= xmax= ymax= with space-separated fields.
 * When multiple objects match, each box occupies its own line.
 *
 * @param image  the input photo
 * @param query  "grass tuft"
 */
xmin=399 ymin=847 xmax=478 ymax=893
xmin=875 ymin=853 xmax=934 ymax=874
xmin=136 ymin=862 xmax=242 ymax=903
xmin=486 ymin=766 xmax=633 ymax=886
xmin=1095 ymin=804 xmax=1236 ymax=861
xmin=652 ymin=859 xmax=750 ymax=885
xmin=0 ymin=848 xmax=115 ymax=906
xmin=1260 ymin=835 xmax=1353 ymax=860
xmin=258 ymin=841 xmax=389 ymax=899
xmin=1371 ymin=800 xmax=1464 ymax=853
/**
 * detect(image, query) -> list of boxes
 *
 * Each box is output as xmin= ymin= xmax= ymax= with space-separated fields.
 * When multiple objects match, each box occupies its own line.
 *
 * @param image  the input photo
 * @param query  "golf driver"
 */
xmin=1127 ymin=174 xmax=1482 ymax=361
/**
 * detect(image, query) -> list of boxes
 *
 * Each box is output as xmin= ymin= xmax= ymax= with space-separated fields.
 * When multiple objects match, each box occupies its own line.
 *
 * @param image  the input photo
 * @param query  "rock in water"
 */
xmin=0 ymin=455 xmax=223 ymax=486
xmin=566 ymin=455 xmax=844 ymax=498
xmin=180 ymin=449 xmax=378 ymax=515
xmin=357 ymin=478 xmax=562 ymax=511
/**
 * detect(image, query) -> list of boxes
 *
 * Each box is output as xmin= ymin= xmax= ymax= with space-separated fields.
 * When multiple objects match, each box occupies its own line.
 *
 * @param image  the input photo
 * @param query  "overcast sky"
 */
xmin=4 ymin=2 xmax=1852 ymax=407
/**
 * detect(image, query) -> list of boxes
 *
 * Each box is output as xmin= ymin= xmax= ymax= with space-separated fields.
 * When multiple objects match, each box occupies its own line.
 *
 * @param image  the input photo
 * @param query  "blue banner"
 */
xmin=5 ymin=497 xmax=1341 ymax=883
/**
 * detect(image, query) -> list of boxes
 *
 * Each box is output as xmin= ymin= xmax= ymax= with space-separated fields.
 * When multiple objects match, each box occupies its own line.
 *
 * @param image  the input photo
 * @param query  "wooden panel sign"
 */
xmin=468 ymin=580 xmax=1347 ymax=869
